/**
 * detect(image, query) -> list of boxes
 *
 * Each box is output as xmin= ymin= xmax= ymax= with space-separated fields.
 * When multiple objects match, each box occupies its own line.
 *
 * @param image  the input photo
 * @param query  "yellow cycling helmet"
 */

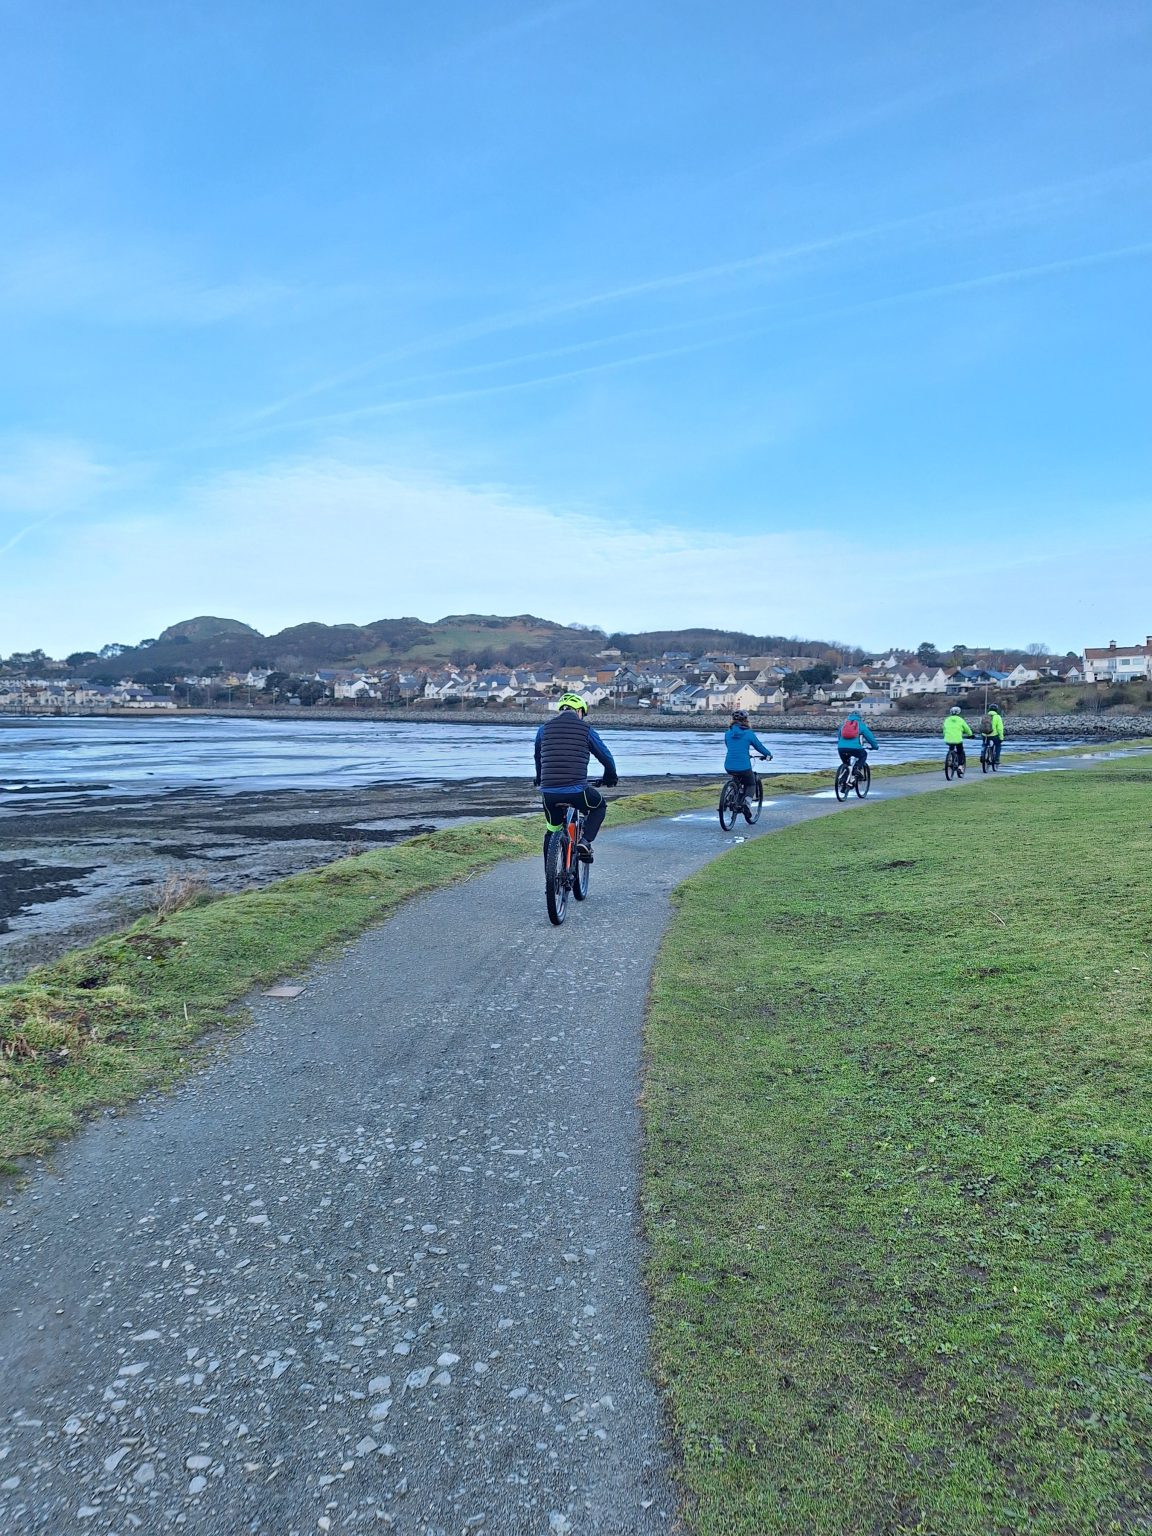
xmin=556 ymin=692 xmax=588 ymax=714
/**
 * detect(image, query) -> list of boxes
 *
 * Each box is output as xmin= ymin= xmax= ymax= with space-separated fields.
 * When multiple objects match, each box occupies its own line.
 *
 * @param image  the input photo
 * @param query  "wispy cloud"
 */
xmin=0 ymin=237 xmax=299 ymax=327
xmin=0 ymin=436 xmax=114 ymax=558
xmin=3 ymin=453 xmax=1146 ymax=654
xmin=241 ymin=158 xmax=1152 ymax=427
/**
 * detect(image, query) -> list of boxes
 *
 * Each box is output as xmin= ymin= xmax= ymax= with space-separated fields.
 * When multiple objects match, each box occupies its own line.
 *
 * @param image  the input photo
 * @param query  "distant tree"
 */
xmin=1026 ymin=641 xmax=1050 ymax=657
xmin=99 ymin=643 xmax=127 ymax=658
xmin=263 ymin=671 xmax=291 ymax=701
xmin=916 ymin=641 xmax=939 ymax=665
xmin=66 ymin=650 xmax=99 ymax=666
xmin=4 ymin=649 xmax=50 ymax=673
xmin=137 ymin=638 xmax=157 ymax=649
xmin=296 ymin=679 xmax=329 ymax=706
xmin=799 ymin=663 xmax=836 ymax=686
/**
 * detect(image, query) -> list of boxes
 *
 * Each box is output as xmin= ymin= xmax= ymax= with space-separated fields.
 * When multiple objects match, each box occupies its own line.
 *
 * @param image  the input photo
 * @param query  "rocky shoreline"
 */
xmin=50 ymin=706 xmax=1152 ymax=737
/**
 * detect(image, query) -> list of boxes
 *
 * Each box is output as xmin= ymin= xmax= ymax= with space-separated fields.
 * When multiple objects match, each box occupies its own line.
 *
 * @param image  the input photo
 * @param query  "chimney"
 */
xmin=1109 ymin=640 xmax=1117 ymax=649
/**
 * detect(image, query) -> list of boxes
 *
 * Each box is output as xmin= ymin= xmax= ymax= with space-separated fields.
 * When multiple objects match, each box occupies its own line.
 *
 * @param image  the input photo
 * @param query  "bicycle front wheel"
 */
xmin=544 ymin=830 xmax=569 ymax=925
xmin=746 ymin=777 xmax=763 ymax=824
xmin=718 ymin=780 xmax=740 ymax=830
xmin=855 ymin=761 xmax=871 ymax=798
xmin=834 ymin=764 xmax=849 ymax=801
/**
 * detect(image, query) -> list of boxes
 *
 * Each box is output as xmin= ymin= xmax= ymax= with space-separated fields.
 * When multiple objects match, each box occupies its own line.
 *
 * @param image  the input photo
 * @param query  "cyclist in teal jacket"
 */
xmin=837 ymin=711 xmax=879 ymax=768
xmin=724 ymin=710 xmax=772 ymax=821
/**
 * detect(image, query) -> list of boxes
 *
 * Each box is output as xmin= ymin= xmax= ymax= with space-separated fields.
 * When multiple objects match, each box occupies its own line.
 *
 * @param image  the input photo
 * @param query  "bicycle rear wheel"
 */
xmin=944 ymin=750 xmax=956 ymax=780
xmin=834 ymin=764 xmax=849 ymax=801
xmin=746 ymin=777 xmax=763 ymax=824
xmin=718 ymin=780 xmax=740 ymax=830
xmin=980 ymin=740 xmax=991 ymax=773
xmin=855 ymin=761 xmax=871 ymax=798
xmin=571 ymin=823 xmax=591 ymax=900
xmin=544 ymin=830 xmax=569 ymax=925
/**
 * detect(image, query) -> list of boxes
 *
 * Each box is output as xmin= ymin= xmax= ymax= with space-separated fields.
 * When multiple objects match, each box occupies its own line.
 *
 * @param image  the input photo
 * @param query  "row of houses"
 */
xmin=0 ymin=680 xmax=175 ymax=710
xmin=3 ymin=635 xmax=1146 ymax=715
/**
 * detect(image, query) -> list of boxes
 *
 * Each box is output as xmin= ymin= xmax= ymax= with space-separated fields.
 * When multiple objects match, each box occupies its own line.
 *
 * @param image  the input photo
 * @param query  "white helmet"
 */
xmin=949 ymin=705 xmax=962 ymax=715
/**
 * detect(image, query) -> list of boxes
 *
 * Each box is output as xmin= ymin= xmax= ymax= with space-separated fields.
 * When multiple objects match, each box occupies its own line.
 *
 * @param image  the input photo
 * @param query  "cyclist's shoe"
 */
xmin=576 ymin=840 xmax=594 ymax=863
xmin=742 ymin=805 xmax=753 ymax=823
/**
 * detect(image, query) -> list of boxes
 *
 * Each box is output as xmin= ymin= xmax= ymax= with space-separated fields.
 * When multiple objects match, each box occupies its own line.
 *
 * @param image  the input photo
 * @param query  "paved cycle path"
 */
xmin=0 ymin=756 xmax=1128 ymax=1536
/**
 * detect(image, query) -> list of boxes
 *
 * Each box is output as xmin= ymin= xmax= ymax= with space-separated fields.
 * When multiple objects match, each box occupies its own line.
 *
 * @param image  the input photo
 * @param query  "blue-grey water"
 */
xmin=0 ymin=715 xmax=1082 ymax=797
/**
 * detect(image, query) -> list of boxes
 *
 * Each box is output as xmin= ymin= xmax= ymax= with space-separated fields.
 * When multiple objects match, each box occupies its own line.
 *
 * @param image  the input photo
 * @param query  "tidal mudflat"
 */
xmin=0 ymin=772 xmax=709 ymax=981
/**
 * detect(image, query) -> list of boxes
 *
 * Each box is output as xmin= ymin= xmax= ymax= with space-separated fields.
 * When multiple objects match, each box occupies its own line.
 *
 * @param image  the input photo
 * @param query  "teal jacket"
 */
xmin=837 ymin=713 xmax=878 ymax=751
xmin=724 ymin=725 xmax=771 ymax=772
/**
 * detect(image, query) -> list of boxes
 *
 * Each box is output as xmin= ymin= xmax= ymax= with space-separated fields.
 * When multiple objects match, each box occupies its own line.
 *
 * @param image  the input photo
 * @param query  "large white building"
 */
xmin=1083 ymin=637 xmax=1152 ymax=683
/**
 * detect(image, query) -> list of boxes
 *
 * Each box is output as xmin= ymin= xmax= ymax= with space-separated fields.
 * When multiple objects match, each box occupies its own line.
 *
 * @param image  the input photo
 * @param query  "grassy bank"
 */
xmin=0 ymin=785 xmax=719 ymax=1171
xmin=644 ymin=756 xmax=1152 ymax=1534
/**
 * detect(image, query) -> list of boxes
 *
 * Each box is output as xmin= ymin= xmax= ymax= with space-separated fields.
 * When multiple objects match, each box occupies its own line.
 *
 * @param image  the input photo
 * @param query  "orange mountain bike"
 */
xmin=543 ymin=783 xmax=602 ymax=925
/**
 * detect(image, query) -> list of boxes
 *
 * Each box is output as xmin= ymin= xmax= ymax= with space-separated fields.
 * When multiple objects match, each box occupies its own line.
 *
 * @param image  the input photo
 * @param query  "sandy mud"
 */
xmin=0 ymin=774 xmax=711 ymax=983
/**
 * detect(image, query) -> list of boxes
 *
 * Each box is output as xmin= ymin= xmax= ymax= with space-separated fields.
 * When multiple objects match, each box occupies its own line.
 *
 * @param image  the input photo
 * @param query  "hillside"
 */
xmin=56 ymin=614 xmax=852 ymax=678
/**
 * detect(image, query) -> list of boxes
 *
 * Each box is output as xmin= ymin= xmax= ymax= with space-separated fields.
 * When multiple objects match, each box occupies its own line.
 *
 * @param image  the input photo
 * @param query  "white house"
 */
xmin=1002 ymin=664 xmax=1041 ymax=688
xmin=889 ymin=667 xmax=950 ymax=699
xmin=1083 ymin=638 xmax=1152 ymax=683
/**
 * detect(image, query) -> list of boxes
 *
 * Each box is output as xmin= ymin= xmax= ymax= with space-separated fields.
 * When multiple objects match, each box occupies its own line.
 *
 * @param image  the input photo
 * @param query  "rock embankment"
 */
xmin=180 ymin=706 xmax=1152 ymax=737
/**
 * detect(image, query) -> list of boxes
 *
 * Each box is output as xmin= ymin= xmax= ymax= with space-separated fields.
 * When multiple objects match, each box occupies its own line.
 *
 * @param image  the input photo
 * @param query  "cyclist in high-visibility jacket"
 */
xmin=943 ymin=706 xmax=974 ymax=767
xmin=988 ymin=705 xmax=1005 ymax=766
xmin=533 ymin=693 xmax=617 ymax=863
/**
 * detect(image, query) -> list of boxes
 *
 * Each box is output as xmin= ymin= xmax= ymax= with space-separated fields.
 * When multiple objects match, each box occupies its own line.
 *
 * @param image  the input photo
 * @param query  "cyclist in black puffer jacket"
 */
xmin=533 ymin=693 xmax=618 ymax=863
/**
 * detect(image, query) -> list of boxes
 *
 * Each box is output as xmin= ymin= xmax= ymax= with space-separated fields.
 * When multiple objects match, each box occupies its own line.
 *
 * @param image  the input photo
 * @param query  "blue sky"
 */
xmin=1 ymin=0 xmax=1149 ymax=656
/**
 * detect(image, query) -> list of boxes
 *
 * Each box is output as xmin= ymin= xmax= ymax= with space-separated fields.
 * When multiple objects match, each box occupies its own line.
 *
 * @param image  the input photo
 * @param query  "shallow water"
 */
xmin=0 ymin=715 xmax=1084 ymax=798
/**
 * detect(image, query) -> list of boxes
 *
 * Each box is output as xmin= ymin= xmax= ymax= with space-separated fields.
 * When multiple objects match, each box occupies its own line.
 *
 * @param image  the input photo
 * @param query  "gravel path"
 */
xmin=0 ymin=760 xmax=1107 ymax=1534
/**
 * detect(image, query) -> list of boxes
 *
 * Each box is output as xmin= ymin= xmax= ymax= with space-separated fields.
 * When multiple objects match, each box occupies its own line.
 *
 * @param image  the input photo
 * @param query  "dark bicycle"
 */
xmin=980 ymin=735 xmax=999 ymax=773
xmin=718 ymin=759 xmax=766 ymax=830
xmin=944 ymin=744 xmax=966 ymax=780
xmin=834 ymin=754 xmax=871 ymax=801
xmin=544 ymin=782 xmax=602 ymax=925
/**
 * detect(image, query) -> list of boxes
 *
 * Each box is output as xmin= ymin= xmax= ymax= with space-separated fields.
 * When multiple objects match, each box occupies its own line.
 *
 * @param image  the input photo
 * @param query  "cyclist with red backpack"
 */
xmin=837 ymin=711 xmax=879 ymax=770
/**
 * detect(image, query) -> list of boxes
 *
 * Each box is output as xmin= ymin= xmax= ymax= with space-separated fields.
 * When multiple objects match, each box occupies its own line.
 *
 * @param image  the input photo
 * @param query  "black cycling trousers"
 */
xmin=837 ymin=747 xmax=868 ymax=766
xmin=727 ymin=769 xmax=757 ymax=796
xmin=540 ymin=786 xmax=606 ymax=853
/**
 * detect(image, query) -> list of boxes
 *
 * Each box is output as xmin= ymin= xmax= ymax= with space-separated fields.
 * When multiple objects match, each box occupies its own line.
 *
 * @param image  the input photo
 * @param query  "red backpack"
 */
xmin=841 ymin=718 xmax=860 ymax=740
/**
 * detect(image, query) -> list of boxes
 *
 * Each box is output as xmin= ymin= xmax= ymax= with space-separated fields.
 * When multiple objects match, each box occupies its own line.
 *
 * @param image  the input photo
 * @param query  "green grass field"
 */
xmin=644 ymin=756 xmax=1152 ymax=1535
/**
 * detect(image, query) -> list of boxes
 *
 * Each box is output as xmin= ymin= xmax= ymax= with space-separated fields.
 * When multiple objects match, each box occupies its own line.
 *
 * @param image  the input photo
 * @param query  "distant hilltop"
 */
xmin=28 ymin=614 xmax=852 ymax=677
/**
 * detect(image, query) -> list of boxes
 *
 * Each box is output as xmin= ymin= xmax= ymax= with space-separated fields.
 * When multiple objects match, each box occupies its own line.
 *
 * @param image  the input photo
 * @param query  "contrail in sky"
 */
xmin=237 ymin=240 xmax=1152 ymax=438
xmin=236 ymin=158 xmax=1152 ymax=432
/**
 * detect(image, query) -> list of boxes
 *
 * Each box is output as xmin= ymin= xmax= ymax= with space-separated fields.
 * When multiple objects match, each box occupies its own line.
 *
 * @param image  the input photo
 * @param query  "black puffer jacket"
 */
xmin=534 ymin=711 xmax=617 ymax=788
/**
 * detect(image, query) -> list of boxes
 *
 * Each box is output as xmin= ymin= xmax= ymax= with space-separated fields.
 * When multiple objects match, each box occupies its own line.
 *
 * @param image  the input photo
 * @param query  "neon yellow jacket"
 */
xmin=942 ymin=715 xmax=974 ymax=744
xmin=988 ymin=709 xmax=1005 ymax=740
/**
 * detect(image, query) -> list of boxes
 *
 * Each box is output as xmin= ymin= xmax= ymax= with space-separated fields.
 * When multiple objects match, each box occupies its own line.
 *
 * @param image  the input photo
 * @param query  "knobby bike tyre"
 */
xmin=855 ymin=761 xmax=871 ymax=798
xmin=571 ymin=824 xmax=591 ymax=901
xmin=834 ymin=765 xmax=849 ymax=802
xmin=544 ymin=829 xmax=569 ymax=926
xmin=718 ymin=780 xmax=740 ymax=830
